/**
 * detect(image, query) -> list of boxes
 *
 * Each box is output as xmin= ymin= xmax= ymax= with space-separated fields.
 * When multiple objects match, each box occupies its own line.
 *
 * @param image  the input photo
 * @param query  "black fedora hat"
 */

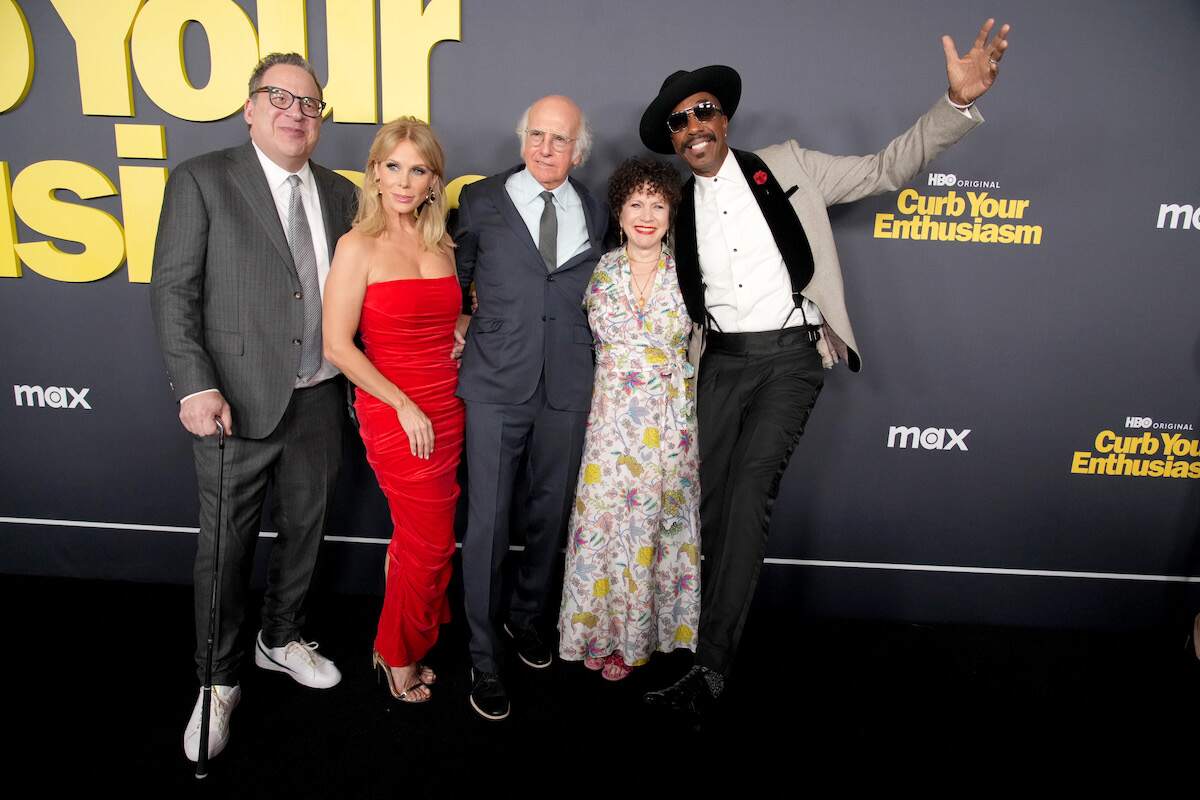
xmin=639 ymin=65 xmax=741 ymax=155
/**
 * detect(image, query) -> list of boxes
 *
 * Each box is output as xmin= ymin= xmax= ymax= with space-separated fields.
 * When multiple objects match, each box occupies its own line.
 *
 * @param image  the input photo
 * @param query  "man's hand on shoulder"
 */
xmin=943 ymin=18 xmax=1011 ymax=106
xmin=180 ymin=391 xmax=233 ymax=437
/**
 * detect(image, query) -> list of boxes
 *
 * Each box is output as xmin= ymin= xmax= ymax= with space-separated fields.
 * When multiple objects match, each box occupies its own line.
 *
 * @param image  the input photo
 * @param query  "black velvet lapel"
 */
xmin=731 ymin=149 xmax=815 ymax=299
xmin=673 ymin=177 xmax=705 ymax=324
xmin=673 ymin=151 xmax=816 ymax=327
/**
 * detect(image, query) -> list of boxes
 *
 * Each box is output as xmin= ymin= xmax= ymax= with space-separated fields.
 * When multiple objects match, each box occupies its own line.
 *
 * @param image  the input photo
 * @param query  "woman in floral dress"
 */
xmin=557 ymin=158 xmax=699 ymax=681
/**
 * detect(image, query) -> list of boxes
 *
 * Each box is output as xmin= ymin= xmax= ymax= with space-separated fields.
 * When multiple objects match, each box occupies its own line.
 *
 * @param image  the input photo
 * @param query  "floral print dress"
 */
xmin=557 ymin=246 xmax=700 ymax=665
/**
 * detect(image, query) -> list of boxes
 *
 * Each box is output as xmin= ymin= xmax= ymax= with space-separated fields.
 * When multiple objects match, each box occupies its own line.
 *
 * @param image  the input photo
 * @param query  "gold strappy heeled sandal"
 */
xmin=372 ymin=651 xmax=431 ymax=703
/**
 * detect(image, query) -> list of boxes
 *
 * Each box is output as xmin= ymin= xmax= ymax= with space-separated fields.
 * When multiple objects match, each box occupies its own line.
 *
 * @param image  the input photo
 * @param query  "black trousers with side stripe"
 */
xmin=694 ymin=328 xmax=824 ymax=676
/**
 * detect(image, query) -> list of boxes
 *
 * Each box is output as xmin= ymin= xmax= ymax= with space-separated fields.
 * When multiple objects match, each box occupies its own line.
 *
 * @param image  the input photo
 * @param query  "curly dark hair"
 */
xmin=607 ymin=157 xmax=683 ymax=234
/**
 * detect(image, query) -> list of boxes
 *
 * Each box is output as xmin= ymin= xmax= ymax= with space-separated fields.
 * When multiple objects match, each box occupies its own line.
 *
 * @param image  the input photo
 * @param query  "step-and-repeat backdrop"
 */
xmin=2 ymin=0 xmax=1197 ymax=629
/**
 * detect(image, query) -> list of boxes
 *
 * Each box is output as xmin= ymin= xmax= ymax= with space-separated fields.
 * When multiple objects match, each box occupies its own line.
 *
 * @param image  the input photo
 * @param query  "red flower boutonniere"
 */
xmin=753 ymin=170 xmax=768 ymax=185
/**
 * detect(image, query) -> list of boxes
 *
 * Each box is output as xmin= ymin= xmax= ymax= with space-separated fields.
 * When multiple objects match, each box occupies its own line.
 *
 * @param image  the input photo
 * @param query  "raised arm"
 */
xmin=765 ymin=18 xmax=1009 ymax=207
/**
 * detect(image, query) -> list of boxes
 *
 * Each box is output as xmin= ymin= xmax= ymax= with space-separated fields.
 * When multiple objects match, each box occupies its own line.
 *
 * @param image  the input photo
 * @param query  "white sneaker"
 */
xmin=183 ymin=684 xmax=241 ymax=762
xmin=253 ymin=631 xmax=342 ymax=689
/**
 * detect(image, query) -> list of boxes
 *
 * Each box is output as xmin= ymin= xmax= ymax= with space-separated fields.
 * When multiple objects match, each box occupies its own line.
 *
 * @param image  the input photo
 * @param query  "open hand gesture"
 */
xmin=943 ymin=18 xmax=1011 ymax=106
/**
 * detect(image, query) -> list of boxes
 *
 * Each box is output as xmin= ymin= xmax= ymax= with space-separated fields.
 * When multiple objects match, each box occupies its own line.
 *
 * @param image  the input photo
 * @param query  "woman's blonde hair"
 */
xmin=353 ymin=116 xmax=453 ymax=252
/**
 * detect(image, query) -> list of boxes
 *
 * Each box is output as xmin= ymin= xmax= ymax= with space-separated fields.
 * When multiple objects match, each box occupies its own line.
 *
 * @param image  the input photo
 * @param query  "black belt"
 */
xmin=706 ymin=325 xmax=821 ymax=355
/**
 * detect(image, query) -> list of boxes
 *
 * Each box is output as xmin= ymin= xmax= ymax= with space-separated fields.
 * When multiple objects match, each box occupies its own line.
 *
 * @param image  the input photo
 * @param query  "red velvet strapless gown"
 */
xmin=355 ymin=275 xmax=464 ymax=667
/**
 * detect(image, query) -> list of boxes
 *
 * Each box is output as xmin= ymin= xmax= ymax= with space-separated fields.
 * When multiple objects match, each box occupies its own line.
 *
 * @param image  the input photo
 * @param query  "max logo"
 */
xmin=13 ymin=384 xmax=91 ymax=410
xmin=887 ymin=426 xmax=970 ymax=451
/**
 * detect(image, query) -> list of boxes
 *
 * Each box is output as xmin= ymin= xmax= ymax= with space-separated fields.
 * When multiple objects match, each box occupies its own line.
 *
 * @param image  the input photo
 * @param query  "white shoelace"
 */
xmin=283 ymin=640 xmax=322 ymax=669
xmin=201 ymin=687 xmax=233 ymax=724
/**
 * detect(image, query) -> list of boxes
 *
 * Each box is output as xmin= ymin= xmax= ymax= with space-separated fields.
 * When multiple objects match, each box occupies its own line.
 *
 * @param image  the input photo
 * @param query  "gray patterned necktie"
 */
xmin=287 ymin=174 xmax=322 ymax=379
xmin=538 ymin=190 xmax=557 ymax=271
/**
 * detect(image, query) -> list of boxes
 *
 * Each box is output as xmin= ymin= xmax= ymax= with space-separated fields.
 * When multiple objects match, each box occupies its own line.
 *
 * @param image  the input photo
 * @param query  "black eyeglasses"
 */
xmin=666 ymin=101 xmax=723 ymax=134
xmin=251 ymin=86 xmax=326 ymax=118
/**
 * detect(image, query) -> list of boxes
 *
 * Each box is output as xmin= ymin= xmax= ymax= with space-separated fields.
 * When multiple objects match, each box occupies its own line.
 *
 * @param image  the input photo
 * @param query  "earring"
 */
xmin=426 ymin=187 xmax=437 ymax=203
xmin=619 ymin=227 xmax=625 ymax=246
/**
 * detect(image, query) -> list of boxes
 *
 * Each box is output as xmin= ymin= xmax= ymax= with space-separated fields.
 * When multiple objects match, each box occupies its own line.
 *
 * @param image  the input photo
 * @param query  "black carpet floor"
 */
xmin=7 ymin=573 xmax=1199 ymax=795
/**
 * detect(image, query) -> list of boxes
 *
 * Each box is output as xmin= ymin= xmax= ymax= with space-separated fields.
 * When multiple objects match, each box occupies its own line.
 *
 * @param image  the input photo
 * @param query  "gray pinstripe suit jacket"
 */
xmin=150 ymin=142 xmax=358 ymax=439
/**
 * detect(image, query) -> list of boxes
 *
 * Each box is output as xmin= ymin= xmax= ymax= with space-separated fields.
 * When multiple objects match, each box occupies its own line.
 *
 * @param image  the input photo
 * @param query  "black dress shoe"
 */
xmin=643 ymin=665 xmax=721 ymax=718
xmin=503 ymin=621 xmax=552 ymax=669
xmin=469 ymin=669 xmax=510 ymax=721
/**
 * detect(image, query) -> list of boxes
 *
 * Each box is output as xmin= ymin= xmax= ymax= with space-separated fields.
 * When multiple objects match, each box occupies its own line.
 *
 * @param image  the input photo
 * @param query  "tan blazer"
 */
xmin=755 ymin=97 xmax=983 ymax=370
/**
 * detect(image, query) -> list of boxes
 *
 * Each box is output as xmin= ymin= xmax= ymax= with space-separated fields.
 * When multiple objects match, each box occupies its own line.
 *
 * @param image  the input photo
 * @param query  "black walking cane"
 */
xmin=196 ymin=418 xmax=226 ymax=779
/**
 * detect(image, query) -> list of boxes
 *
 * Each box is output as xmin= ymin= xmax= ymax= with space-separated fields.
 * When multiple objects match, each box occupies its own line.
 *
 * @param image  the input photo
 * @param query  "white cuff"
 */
xmin=180 ymin=388 xmax=219 ymax=404
xmin=945 ymin=92 xmax=975 ymax=118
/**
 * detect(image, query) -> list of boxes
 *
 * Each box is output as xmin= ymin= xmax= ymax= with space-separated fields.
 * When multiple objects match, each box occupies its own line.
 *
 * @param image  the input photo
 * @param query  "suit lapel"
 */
xmin=731 ymin=149 xmax=815 ymax=294
xmin=553 ymin=176 xmax=606 ymax=273
xmin=673 ymin=177 xmax=705 ymax=324
xmin=576 ymin=176 xmax=604 ymax=252
xmin=226 ymin=143 xmax=296 ymax=276
xmin=312 ymin=165 xmax=343 ymax=262
xmin=490 ymin=166 xmax=546 ymax=270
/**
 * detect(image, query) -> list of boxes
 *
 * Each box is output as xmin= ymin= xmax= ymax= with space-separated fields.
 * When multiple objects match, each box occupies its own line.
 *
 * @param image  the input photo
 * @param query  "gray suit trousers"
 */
xmin=191 ymin=379 xmax=343 ymax=684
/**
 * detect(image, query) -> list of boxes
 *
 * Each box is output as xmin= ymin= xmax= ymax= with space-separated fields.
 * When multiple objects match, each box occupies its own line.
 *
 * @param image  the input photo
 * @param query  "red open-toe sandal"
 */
xmin=601 ymin=653 xmax=632 ymax=682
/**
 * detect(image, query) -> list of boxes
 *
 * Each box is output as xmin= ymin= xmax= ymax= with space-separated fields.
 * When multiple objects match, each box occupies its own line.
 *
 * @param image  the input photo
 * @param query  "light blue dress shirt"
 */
xmin=504 ymin=168 xmax=590 ymax=269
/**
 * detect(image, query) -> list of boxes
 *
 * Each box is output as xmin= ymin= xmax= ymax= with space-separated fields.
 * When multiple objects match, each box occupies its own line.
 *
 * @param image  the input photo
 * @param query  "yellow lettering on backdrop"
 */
xmin=0 ymin=0 xmax=35 ymax=113
xmin=114 ymin=124 xmax=168 ymax=283
xmin=12 ymin=161 xmax=126 ymax=283
xmin=445 ymin=175 xmax=485 ymax=210
xmin=259 ymin=0 xmax=378 ymax=123
xmin=325 ymin=0 xmax=378 ymax=122
xmin=335 ymin=171 xmax=365 ymax=188
xmin=118 ymin=165 xmax=167 ymax=283
xmin=114 ymin=123 xmax=166 ymax=159
xmin=0 ymin=163 xmax=20 ymax=277
xmin=50 ymin=0 xmax=143 ymax=117
xmin=130 ymin=0 xmax=259 ymax=122
xmin=255 ymin=0 xmax=308 ymax=58
xmin=380 ymin=0 xmax=460 ymax=122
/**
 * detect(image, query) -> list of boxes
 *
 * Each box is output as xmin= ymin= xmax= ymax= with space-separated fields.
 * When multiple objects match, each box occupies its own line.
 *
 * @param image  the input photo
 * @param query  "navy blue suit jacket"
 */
xmin=454 ymin=166 xmax=608 ymax=412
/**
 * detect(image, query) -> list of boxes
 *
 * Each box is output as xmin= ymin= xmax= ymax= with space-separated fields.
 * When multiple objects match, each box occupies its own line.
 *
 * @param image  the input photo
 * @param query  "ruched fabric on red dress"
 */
xmin=354 ymin=275 xmax=464 ymax=667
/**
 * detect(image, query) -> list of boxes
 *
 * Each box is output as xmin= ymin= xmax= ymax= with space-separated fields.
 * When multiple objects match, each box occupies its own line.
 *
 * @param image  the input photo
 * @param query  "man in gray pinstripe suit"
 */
xmin=151 ymin=53 xmax=357 ymax=763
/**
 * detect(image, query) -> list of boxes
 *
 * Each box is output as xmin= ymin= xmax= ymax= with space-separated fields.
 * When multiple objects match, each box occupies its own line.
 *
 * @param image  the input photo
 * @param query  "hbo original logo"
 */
xmin=1125 ymin=417 xmax=1152 ymax=428
xmin=928 ymin=172 xmax=957 ymax=187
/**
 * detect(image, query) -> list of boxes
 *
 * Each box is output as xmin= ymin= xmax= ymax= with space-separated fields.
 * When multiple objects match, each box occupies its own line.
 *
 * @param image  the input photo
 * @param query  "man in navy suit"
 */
xmin=454 ymin=95 xmax=608 ymax=720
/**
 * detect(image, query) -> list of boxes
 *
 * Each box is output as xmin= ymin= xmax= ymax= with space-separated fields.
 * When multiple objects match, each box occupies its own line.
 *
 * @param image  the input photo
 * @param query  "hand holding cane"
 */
xmin=195 ymin=418 xmax=226 ymax=779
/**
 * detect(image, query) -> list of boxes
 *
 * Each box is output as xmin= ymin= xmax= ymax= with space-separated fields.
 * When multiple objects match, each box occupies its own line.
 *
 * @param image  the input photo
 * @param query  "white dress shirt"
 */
xmin=695 ymin=149 xmax=822 ymax=333
xmin=180 ymin=144 xmax=338 ymax=404
xmin=252 ymin=143 xmax=339 ymax=388
xmin=504 ymin=167 xmax=590 ymax=268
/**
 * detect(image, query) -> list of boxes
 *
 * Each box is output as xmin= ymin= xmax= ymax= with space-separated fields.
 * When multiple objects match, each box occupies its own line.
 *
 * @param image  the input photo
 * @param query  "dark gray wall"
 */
xmin=2 ymin=0 xmax=1199 ymax=630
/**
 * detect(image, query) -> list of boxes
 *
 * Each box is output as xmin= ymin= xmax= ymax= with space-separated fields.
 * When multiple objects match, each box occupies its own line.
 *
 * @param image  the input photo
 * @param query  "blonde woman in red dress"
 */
xmin=323 ymin=118 xmax=465 ymax=703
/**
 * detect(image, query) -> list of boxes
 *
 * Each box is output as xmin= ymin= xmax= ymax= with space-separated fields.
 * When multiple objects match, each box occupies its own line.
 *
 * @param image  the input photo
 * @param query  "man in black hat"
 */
xmin=640 ymin=20 xmax=1010 ymax=718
